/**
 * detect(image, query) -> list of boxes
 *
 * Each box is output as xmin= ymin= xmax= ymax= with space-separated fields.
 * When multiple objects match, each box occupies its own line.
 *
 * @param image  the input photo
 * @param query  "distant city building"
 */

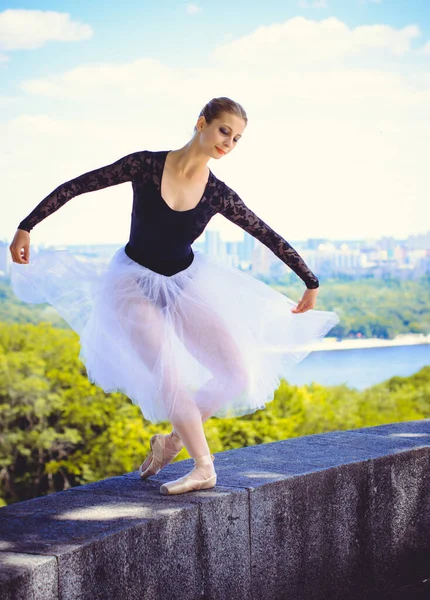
xmin=239 ymin=232 xmax=256 ymax=262
xmin=418 ymin=251 xmax=430 ymax=277
xmin=204 ymin=230 xmax=221 ymax=257
xmin=307 ymin=238 xmax=329 ymax=250
xmin=251 ymin=244 xmax=273 ymax=276
xmin=1 ymin=230 xmax=429 ymax=283
xmin=0 ymin=241 xmax=10 ymax=277
xmin=379 ymin=236 xmax=397 ymax=252
xmin=407 ymin=231 xmax=430 ymax=251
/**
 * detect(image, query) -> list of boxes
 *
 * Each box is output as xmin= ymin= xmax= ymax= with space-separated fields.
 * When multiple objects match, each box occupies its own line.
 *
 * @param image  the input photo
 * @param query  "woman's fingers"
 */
xmin=292 ymin=286 xmax=319 ymax=313
xmin=9 ymin=229 xmax=31 ymax=264
xmin=291 ymin=300 xmax=313 ymax=314
xmin=9 ymin=246 xmax=18 ymax=263
xmin=292 ymin=301 xmax=304 ymax=313
xmin=22 ymin=244 xmax=30 ymax=263
xmin=9 ymin=244 xmax=29 ymax=264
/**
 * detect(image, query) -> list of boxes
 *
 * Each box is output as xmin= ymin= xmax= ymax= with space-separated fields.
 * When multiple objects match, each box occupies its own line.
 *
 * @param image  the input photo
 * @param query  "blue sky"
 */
xmin=3 ymin=0 xmax=430 ymax=94
xmin=1 ymin=0 xmax=430 ymax=245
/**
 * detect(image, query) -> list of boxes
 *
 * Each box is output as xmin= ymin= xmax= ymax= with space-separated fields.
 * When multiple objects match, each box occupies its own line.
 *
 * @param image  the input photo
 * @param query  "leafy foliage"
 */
xmin=1 ymin=321 xmax=429 ymax=506
xmin=3 ymin=276 xmax=430 ymax=339
xmin=272 ymin=275 xmax=430 ymax=339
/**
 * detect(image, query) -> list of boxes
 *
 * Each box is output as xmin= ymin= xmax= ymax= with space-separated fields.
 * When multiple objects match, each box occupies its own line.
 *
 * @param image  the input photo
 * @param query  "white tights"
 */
xmin=123 ymin=277 xmax=249 ymax=470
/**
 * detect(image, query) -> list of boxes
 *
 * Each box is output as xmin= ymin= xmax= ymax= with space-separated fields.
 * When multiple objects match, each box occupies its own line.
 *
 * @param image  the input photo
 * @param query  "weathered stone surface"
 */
xmin=0 ymin=552 xmax=58 ymax=600
xmin=70 ymin=475 xmax=251 ymax=600
xmin=0 ymin=420 xmax=429 ymax=600
xmin=248 ymin=460 xmax=372 ymax=600
xmin=351 ymin=418 xmax=430 ymax=439
xmin=367 ymin=447 xmax=430 ymax=592
xmin=0 ymin=481 xmax=249 ymax=600
xmin=145 ymin=428 xmax=429 ymax=492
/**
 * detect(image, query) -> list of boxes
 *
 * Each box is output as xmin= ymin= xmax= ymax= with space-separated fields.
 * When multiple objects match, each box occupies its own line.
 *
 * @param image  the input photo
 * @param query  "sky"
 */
xmin=1 ymin=0 xmax=430 ymax=246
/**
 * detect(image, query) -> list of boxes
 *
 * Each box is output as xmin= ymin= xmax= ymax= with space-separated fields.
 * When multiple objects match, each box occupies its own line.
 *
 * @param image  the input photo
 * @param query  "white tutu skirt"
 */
xmin=11 ymin=246 xmax=339 ymax=424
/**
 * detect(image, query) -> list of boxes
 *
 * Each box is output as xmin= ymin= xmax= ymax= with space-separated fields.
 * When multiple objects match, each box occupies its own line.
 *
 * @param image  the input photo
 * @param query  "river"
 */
xmin=288 ymin=343 xmax=430 ymax=390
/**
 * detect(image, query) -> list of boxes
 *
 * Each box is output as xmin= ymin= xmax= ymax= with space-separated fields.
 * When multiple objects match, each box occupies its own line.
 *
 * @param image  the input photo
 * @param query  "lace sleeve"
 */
xmin=17 ymin=150 xmax=150 ymax=232
xmin=219 ymin=183 xmax=319 ymax=289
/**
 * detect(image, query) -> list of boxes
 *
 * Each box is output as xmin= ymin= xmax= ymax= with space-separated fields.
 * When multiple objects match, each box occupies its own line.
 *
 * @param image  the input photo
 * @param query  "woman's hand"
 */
xmin=291 ymin=287 xmax=319 ymax=314
xmin=9 ymin=229 xmax=31 ymax=264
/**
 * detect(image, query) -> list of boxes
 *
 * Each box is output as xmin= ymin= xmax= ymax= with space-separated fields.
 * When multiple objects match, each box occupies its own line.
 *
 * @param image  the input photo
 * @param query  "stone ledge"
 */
xmin=0 ymin=419 xmax=430 ymax=600
xmin=0 ymin=553 xmax=58 ymax=600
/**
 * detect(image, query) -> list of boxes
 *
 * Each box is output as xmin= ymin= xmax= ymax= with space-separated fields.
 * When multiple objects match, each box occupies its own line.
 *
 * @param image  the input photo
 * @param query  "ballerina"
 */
xmin=9 ymin=96 xmax=339 ymax=495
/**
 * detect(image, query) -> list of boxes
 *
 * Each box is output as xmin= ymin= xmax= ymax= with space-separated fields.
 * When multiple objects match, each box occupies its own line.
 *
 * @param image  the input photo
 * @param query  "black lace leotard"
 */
xmin=17 ymin=149 xmax=320 ymax=288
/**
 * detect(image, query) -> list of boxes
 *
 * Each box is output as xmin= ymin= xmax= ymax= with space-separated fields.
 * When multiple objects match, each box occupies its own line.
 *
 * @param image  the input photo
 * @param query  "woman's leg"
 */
xmin=121 ymin=287 xmax=210 ymax=460
xmin=172 ymin=290 xmax=250 ymax=424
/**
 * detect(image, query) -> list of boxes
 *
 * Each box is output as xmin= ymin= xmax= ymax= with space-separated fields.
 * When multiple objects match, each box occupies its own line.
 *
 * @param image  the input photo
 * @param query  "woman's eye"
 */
xmin=220 ymin=127 xmax=240 ymax=143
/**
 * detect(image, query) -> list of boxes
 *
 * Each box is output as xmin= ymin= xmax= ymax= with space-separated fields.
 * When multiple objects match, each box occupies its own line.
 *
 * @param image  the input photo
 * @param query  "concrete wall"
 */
xmin=1 ymin=419 xmax=430 ymax=600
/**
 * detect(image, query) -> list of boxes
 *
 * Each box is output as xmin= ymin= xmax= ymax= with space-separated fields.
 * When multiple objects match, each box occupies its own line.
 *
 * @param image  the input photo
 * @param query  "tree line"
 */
xmin=1 ymin=321 xmax=429 ymax=506
xmin=2 ymin=275 xmax=430 ymax=339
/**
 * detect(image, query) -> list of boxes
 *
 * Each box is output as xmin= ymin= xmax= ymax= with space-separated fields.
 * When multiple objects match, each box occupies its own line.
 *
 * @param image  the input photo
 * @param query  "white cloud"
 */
xmin=3 ymin=15 xmax=430 ymax=245
xmin=20 ymin=58 xmax=181 ymax=97
xmin=186 ymin=4 xmax=201 ymax=14
xmin=417 ymin=40 xmax=430 ymax=55
xmin=0 ymin=9 xmax=92 ymax=52
xmin=0 ymin=94 xmax=19 ymax=108
xmin=212 ymin=17 xmax=421 ymax=68
xmin=298 ymin=0 xmax=328 ymax=8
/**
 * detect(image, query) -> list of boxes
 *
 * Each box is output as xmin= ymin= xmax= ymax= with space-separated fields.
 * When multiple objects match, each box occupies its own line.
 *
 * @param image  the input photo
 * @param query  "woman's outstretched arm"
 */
xmin=17 ymin=150 xmax=150 ymax=232
xmin=219 ymin=182 xmax=320 ymax=290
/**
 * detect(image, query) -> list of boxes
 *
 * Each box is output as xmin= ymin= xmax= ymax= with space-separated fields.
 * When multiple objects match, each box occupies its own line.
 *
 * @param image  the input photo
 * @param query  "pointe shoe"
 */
xmin=139 ymin=431 xmax=184 ymax=479
xmin=159 ymin=454 xmax=216 ymax=495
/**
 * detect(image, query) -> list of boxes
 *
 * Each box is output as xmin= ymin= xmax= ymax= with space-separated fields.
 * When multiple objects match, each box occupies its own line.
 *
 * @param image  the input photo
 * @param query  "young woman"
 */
xmin=9 ymin=97 xmax=339 ymax=496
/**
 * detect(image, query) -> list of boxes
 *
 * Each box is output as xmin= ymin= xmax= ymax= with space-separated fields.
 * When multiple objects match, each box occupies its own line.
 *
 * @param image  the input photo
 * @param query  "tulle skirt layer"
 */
xmin=11 ymin=246 xmax=340 ymax=424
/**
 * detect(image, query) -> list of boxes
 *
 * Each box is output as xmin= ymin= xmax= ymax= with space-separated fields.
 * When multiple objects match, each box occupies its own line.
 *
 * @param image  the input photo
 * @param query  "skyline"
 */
xmin=3 ymin=227 xmax=428 ymax=250
xmin=1 ymin=0 xmax=430 ymax=246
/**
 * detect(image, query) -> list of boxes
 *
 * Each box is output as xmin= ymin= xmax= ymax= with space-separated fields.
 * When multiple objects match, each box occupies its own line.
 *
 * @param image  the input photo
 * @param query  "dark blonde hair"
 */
xmin=195 ymin=97 xmax=248 ymax=132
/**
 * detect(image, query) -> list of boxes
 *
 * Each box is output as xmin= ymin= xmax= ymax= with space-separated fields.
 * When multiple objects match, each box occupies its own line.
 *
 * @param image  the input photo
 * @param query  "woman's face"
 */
xmin=198 ymin=113 xmax=246 ymax=159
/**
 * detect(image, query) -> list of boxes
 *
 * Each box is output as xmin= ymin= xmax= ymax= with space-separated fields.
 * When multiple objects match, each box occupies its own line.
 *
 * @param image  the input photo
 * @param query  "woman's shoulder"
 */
xmin=137 ymin=148 xmax=170 ymax=158
xmin=125 ymin=148 xmax=167 ymax=160
xmin=211 ymin=174 xmax=241 ymax=204
xmin=122 ymin=149 xmax=166 ymax=172
xmin=205 ymin=173 xmax=243 ymax=215
xmin=209 ymin=171 xmax=236 ymax=196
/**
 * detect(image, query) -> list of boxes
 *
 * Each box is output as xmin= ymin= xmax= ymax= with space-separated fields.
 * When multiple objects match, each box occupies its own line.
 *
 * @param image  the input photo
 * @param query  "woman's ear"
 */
xmin=196 ymin=115 xmax=206 ymax=133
